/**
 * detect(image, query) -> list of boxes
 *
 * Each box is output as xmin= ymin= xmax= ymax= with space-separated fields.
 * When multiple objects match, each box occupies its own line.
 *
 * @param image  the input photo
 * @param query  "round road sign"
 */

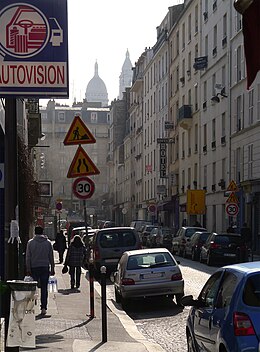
xmin=72 ymin=176 xmax=95 ymax=200
xmin=226 ymin=203 xmax=239 ymax=216
xmin=148 ymin=203 xmax=157 ymax=213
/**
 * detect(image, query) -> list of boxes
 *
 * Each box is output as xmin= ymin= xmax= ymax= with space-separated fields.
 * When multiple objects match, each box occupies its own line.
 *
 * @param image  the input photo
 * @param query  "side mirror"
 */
xmin=181 ymin=295 xmax=201 ymax=307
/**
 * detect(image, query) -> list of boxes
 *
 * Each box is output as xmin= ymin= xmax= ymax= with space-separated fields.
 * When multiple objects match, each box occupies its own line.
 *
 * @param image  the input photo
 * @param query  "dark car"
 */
xmin=171 ymin=227 xmax=207 ymax=256
xmin=181 ymin=262 xmax=260 ymax=352
xmin=183 ymin=231 xmax=211 ymax=260
xmin=149 ymin=227 xmax=175 ymax=250
xmin=200 ymin=232 xmax=248 ymax=266
xmin=140 ymin=225 xmax=157 ymax=247
xmin=90 ymin=227 xmax=142 ymax=277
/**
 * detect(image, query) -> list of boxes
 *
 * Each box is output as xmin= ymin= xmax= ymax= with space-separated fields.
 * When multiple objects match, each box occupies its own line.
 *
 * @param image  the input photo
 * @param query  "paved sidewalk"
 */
xmin=20 ymin=252 xmax=165 ymax=352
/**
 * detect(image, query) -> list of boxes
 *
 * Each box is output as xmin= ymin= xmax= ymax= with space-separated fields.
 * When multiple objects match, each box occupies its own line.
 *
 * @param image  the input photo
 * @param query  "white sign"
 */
xmin=226 ymin=203 xmax=239 ymax=216
xmin=0 ymin=163 xmax=4 ymax=188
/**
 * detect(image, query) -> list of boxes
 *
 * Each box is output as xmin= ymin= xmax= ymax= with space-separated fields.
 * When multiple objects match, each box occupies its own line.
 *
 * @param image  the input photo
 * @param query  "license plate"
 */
xmin=142 ymin=272 xmax=163 ymax=279
xmin=224 ymin=253 xmax=236 ymax=257
xmin=104 ymin=259 xmax=118 ymax=263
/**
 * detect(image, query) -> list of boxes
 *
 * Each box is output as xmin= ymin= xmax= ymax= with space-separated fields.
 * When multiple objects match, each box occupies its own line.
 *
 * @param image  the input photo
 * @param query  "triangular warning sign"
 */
xmin=64 ymin=115 xmax=96 ymax=145
xmin=227 ymin=180 xmax=238 ymax=192
xmin=226 ymin=192 xmax=239 ymax=204
xmin=67 ymin=146 xmax=100 ymax=178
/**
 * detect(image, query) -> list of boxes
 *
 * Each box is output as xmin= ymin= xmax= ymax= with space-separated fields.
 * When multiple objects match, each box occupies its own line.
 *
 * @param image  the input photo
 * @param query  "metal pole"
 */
xmin=4 ymin=98 xmax=19 ymax=352
xmin=83 ymin=200 xmax=88 ymax=246
xmin=100 ymin=266 xmax=107 ymax=343
xmin=87 ymin=258 xmax=95 ymax=318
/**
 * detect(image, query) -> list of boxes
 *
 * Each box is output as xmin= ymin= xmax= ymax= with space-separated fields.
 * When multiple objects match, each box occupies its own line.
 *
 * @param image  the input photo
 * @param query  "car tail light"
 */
xmin=171 ymin=273 xmax=182 ymax=281
xmin=233 ymin=312 xmax=255 ymax=336
xmin=94 ymin=247 xmax=100 ymax=260
xmin=210 ymin=242 xmax=221 ymax=249
xmin=121 ymin=278 xmax=135 ymax=285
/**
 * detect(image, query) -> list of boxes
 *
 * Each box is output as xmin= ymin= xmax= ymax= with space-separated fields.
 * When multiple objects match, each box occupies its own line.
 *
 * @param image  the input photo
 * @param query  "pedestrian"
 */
xmin=240 ymin=222 xmax=252 ymax=260
xmin=54 ymin=230 xmax=67 ymax=263
xmin=26 ymin=226 xmax=55 ymax=316
xmin=193 ymin=220 xmax=202 ymax=227
xmin=64 ymin=235 xmax=86 ymax=290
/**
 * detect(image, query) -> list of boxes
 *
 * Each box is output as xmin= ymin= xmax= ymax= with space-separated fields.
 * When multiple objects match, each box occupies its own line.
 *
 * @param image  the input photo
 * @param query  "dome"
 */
xmin=85 ymin=62 xmax=108 ymax=107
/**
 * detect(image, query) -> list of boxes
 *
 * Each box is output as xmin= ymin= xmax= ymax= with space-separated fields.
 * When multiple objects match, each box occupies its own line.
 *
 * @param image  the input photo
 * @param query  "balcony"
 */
xmin=178 ymin=105 xmax=192 ymax=130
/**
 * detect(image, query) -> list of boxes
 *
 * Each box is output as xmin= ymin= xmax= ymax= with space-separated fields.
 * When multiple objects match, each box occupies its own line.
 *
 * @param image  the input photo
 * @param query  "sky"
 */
xmin=40 ymin=0 xmax=182 ymax=107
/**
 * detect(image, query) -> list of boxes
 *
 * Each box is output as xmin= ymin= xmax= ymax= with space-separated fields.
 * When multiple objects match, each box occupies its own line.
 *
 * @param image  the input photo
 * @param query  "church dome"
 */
xmin=85 ymin=62 xmax=108 ymax=106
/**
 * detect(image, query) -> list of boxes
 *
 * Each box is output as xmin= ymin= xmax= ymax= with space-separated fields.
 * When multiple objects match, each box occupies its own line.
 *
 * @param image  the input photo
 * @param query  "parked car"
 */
xmin=71 ymin=226 xmax=92 ymax=241
xmin=171 ymin=227 xmax=207 ymax=256
xmin=89 ymin=227 xmax=141 ymax=277
xmin=130 ymin=220 xmax=152 ymax=233
xmin=66 ymin=221 xmax=86 ymax=244
xmin=112 ymin=248 xmax=184 ymax=307
xmin=200 ymin=232 xmax=248 ymax=266
xmin=183 ymin=231 xmax=211 ymax=260
xmin=150 ymin=227 xmax=175 ymax=249
xmin=140 ymin=225 xmax=157 ymax=246
xmin=181 ymin=261 xmax=260 ymax=352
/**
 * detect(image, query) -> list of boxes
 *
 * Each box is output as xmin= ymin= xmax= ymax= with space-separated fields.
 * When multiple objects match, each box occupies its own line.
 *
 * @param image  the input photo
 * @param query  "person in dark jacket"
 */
xmin=55 ymin=230 xmax=67 ymax=263
xmin=26 ymin=226 xmax=55 ymax=316
xmin=64 ymin=235 xmax=86 ymax=290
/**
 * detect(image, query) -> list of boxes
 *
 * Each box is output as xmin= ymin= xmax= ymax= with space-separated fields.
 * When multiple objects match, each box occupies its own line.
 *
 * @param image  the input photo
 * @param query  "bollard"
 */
xmin=100 ymin=266 xmax=107 ymax=343
xmin=88 ymin=260 xmax=95 ymax=318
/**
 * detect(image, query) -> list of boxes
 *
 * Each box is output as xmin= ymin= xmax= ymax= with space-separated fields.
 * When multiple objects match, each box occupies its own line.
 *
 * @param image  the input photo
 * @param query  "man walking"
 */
xmin=26 ymin=226 xmax=55 ymax=315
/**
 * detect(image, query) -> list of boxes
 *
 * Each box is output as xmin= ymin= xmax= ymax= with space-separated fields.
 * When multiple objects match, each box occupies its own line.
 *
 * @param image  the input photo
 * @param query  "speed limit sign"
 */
xmin=226 ymin=203 xmax=239 ymax=216
xmin=72 ymin=176 xmax=95 ymax=200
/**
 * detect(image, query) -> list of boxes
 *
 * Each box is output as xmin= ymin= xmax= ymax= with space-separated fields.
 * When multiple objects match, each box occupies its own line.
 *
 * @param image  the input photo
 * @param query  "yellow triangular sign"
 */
xmin=227 ymin=180 xmax=238 ymax=192
xmin=64 ymin=115 xmax=96 ymax=145
xmin=226 ymin=192 xmax=239 ymax=204
xmin=67 ymin=146 xmax=100 ymax=178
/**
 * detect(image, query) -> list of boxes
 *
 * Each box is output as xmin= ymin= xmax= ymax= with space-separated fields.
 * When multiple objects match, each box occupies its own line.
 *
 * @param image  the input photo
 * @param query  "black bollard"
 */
xmin=88 ymin=260 xmax=95 ymax=319
xmin=100 ymin=266 xmax=107 ymax=343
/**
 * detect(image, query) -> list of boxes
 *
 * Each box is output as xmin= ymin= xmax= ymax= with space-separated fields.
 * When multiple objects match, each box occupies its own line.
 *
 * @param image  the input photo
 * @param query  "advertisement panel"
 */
xmin=0 ymin=0 xmax=68 ymax=97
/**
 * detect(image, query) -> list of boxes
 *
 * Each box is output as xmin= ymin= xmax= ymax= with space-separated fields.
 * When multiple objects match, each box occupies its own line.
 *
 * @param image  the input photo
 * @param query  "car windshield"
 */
xmin=243 ymin=274 xmax=260 ymax=307
xmin=99 ymin=231 xmax=136 ymax=248
xmin=200 ymin=233 xmax=210 ymax=241
xmin=214 ymin=235 xmax=242 ymax=244
xmin=127 ymin=252 xmax=175 ymax=270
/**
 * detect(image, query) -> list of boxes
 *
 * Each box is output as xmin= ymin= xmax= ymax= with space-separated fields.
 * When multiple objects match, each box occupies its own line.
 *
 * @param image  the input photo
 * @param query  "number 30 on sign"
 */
xmin=226 ymin=203 xmax=239 ymax=217
xmin=72 ymin=176 xmax=95 ymax=200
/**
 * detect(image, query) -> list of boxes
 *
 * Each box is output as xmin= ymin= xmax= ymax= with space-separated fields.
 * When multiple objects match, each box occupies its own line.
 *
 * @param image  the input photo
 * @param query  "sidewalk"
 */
xmin=20 ymin=251 xmax=165 ymax=352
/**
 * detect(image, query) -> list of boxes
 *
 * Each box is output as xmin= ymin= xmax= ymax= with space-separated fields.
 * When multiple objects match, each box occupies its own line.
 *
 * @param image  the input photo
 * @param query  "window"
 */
xmin=216 ymin=272 xmax=238 ymax=308
xmin=237 ymin=46 xmax=242 ymax=82
xmin=195 ymin=5 xmax=198 ymax=33
xmin=222 ymin=158 xmax=226 ymax=181
xmin=203 ymin=124 xmax=207 ymax=148
xmin=236 ymin=148 xmax=241 ymax=183
xmin=212 ymin=119 xmax=216 ymax=142
xmin=248 ymin=144 xmax=253 ymax=179
xmin=212 ymin=162 xmax=216 ymax=186
xmin=204 ymin=165 xmax=207 ymax=189
xmin=221 ymin=112 xmax=226 ymax=137
xmin=188 ymin=14 xmax=191 ymax=42
xmin=205 ymin=35 xmax=208 ymax=56
xmin=107 ymin=113 xmax=110 ymax=123
xmin=235 ymin=11 xmax=242 ymax=32
xmin=58 ymin=112 xmax=65 ymax=122
xmin=249 ymin=89 xmax=254 ymax=125
xmin=236 ymin=95 xmax=243 ymax=131
xmin=182 ymin=22 xmax=185 ymax=50
xmin=212 ymin=74 xmax=216 ymax=97
xmin=213 ymin=25 xmax=217 ymax=56
xmin=91 ymin=112 xmax=97 ymax=123
xmin=194 ymin=124 xmax=198 ymax=152
xmin=243 ymin=274 xmax=260 ymax=307
xmin=223 ymin=14 xmax=227 ymax=39
xmin=199 ymin=272 xmax=222 ymax=307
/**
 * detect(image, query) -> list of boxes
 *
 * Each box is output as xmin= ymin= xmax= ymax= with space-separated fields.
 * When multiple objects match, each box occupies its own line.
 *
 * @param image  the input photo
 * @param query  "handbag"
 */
xmin=53 ymin=242 xmax=58 ymax=251
xmin=62 ymin=265 xmax=68 ymax=274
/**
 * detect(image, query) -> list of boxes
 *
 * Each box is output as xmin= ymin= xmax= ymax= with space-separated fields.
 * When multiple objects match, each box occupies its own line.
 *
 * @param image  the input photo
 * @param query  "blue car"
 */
xmin=181 ymin=262 xmax=260 ymax=352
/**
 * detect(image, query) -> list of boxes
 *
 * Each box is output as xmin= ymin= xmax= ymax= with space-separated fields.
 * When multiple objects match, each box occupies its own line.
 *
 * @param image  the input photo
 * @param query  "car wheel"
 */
xmin=114 ymin=287 xmax=121 ymax=303
xmin=187 ymin=333 xmax=196 ymax=352
xmin=175 ymin=293 xmax=184 ymax=307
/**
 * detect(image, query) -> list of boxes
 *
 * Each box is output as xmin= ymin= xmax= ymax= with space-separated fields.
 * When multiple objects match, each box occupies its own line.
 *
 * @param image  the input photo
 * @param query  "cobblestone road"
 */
xmin=108 ymin=257 xmax=217 ymax=352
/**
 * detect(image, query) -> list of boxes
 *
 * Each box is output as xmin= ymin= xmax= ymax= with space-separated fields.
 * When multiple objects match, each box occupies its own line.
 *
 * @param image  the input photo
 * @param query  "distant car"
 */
xmin=183 ymin=231 xmax=211 ymax=261
xmin=71 ymin=226 xmax=92 ymax=241
xmin=171 ymin=227 xmax=207 ymax=256
xmin=130 ymin=220 xmax=152 ymax=233
xmin=181 ymin=262 xmax=260 ymax=352
xmin=112 ymin=248 xmax=184 ymax=308
xmin=103 ymin=221 xmax=116 ymax=228
xmin=140 ymin=225 xmax=157 ymax=246
xmin=66 ymin=221 xmax=86 ymax=244
xmin=90 ymin=227 xmax=141 ymax=276
xmin=150 ymin=227 xmax=175 ymax=249
xmin=200 ymin=232 xmax=248 ymax=266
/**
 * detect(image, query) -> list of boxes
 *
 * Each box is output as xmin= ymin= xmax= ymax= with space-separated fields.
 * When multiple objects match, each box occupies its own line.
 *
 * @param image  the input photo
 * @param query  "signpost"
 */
xmin=226 ymin=203 xmax=239 ymax=217
xmin=0 ymin=0 xmax=69 ymax=97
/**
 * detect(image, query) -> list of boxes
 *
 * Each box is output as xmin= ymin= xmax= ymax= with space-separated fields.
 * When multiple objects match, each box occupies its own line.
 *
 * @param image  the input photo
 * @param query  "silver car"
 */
xmin=113 ymin=248 xmax=184 ymax=307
